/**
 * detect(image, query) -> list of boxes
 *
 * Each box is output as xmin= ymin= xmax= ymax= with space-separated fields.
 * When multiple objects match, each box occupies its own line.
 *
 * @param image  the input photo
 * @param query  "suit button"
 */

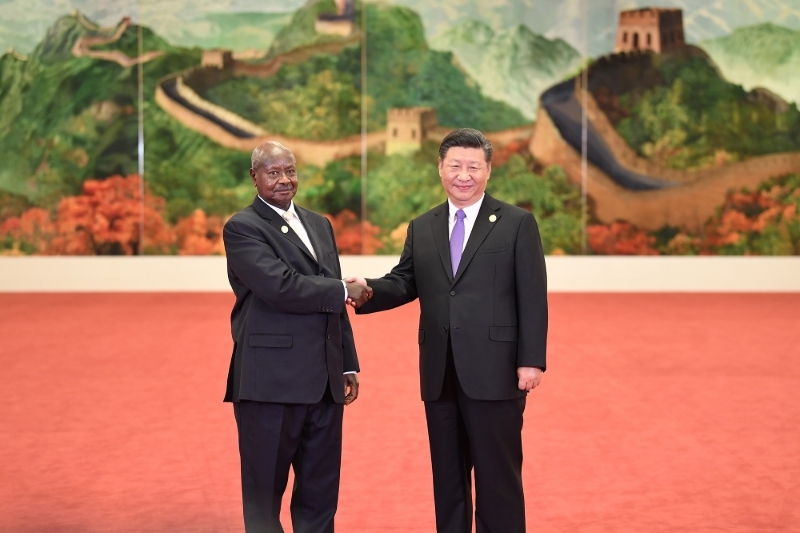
xmin=450 ymin=290 xmax=456 ymax=296
xmin=318 ymin=273 xmax=325 ymax=277
xmin=443 ymin=326 xmax=448 ymax=332
xmin=327 ymin=333 xmax=331 ymax=339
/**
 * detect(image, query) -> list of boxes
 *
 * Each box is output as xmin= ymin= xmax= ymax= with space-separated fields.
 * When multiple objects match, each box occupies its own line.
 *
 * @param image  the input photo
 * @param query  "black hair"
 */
xmin=438 ymin=128 xmax=492 ymax=163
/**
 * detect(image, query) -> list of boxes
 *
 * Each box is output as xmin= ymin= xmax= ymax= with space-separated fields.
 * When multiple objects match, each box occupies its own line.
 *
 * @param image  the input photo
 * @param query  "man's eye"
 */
xmin=469 ymin=167 xmax=479 ymax=172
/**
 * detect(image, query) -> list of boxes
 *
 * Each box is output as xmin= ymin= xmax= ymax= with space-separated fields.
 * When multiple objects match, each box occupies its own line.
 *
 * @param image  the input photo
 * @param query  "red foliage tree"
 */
xmin=587 ymin=221 xmax=659 ymax=255
xmin=325 ymin=210 xmax=383 ymax=255
xmin=174 ymin=208 xmax=226 ymax=255
xmin=702 ymin=188 xmax=796 ymax=251
xmin=1 ymin=175 xmax=173 ymax=255
xmin=0 ymin=208 xmax=56 ymax=254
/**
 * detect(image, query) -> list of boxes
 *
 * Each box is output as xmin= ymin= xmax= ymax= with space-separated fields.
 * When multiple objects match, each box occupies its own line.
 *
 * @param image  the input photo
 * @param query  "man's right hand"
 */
xmin=345 ymin=281 xmax=372 ymax=308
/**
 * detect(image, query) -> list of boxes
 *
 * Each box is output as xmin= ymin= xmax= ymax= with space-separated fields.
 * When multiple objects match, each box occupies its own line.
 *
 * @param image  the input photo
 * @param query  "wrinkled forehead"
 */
xmin=264 ymin=152 xmax=295 ymax=166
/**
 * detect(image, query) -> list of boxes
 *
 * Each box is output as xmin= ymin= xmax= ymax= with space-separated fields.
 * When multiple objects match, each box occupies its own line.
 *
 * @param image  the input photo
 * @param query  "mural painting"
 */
xmin=0 ymin=0 xmax=798 ymax=256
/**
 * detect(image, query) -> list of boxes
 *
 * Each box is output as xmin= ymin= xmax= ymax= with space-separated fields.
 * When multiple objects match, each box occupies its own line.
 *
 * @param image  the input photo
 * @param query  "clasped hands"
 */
xmin=344 ymin=276 xmax=372 ymax=308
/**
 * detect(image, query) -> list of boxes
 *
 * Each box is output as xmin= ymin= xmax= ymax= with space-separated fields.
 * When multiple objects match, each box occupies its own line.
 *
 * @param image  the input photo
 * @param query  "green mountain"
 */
xmin=430 ymin=21 xmax=581 ymax=119
xmin=0 ymin=12 xmax=252 ymax=222
xmin=590 ymin=51 xmax=800 ymax=170
xmin=364 ymin=3 xmax=526 ymax=130
xmin=0 ymin=14 xmax=142 ymax=205
xmin=207 ymin=1 xmax=527 ymax=136
xmin=701 ymin=23 xmax=800 ymax=105
xmin=267 ymin=0 xmax=347 ymax=58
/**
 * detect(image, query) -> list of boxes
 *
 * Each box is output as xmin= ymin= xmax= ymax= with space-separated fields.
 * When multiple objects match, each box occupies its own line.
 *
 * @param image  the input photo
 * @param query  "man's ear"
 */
xmin=250 ymin=168 xmax=257 ymax=185
xmin=486 ymin=161 xmax=492 ymax=179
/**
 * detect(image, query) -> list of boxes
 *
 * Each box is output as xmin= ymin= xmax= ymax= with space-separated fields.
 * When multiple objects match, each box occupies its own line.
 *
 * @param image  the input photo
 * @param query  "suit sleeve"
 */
xmin=515 ymin=212 xmax=548 ymax=370
xmin=325 ymin=217 xmax=360 ymax=373
xmin=223 ymin=217 xmax=345 ymax=315
xmin=357 ymin=219 xmax=419 ymax=314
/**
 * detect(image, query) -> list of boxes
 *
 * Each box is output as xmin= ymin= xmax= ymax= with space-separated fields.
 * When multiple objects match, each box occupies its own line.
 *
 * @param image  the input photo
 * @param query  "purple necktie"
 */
xmin=450 ymin=209 xmax=466 ymax=276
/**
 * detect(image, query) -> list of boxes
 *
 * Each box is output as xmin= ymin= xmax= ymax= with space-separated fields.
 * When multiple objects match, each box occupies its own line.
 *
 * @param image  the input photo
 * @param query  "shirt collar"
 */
xmin=448 ymin=194 xmax=485 ymax=222
xmin=258 ymin=195 xmax=297 ymax=218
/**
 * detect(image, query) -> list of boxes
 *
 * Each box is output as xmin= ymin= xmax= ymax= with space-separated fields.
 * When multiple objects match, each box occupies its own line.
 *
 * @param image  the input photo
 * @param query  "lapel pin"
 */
xmin=281 ymin=226 xmax=289 ymax=233
xmin=489 ymin=214 xmax=497 ymax=223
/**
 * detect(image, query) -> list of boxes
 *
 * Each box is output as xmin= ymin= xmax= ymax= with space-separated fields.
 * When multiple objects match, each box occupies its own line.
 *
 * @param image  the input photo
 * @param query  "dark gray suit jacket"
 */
xmin=223 ymin=197 xmax=358 ymax=404
xmin=358 ymin=194 xmax=547 ymax=401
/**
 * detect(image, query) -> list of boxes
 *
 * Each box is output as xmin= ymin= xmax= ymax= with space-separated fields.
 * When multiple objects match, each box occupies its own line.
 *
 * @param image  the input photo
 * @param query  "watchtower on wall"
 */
xmin=201 ymin=49 xmax=233 ymax=69
xmin=614 ymin=8 xmax=684 ymax=54
xmin=315 ymin=0 xmax=355 ymax=37
xmin=386 ymin=107 xmax=438 ymax=155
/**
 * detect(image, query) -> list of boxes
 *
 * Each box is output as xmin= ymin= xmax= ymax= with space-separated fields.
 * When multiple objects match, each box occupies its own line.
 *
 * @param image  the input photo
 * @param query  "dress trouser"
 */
xmin=233 ymin=386 xmax=343 ymax=533
xmin=424 ymin=340 xmax=527 ymax=533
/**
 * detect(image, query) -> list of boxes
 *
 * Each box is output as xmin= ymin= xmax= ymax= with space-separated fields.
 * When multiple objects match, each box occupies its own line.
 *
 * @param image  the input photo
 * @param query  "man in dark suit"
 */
xmin=352 ymin=129 xmax=548 ymax=533
xmin=223 ymin=141 xmax=372 ymax=533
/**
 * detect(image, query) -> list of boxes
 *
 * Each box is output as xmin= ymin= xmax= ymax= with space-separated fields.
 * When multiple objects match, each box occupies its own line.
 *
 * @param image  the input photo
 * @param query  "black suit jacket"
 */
xmin=358 ymin=194 xmax=547 ymax=401
xmin=223 ymin=197 xmax=359 ymax=404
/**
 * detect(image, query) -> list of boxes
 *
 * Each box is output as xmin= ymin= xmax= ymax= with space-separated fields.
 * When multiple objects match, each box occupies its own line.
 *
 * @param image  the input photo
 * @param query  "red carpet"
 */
xmin=1 ymin=293 xmax=799 ymax=532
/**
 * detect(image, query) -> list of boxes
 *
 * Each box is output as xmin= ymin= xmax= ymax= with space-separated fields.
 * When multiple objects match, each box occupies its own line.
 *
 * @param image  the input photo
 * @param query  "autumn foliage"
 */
xmin=700 ymin=180 xmax=800 ymax=255
xmin=325 ymin=209 xmax=383 ymax=254
xmin=587 ymin=221 xmax=659 ymax=255
xmin=1 ymin=175 xmax=169 ymax=254
xmin=586 ymin=174 xmax=800 ymax=256
xmin=0 ymin=175 xmax=178 ymax=255
xmin=3 ymin=174 xmax=798 ymax=257
xmin=173 ymin=209 xmax=225 ymax=255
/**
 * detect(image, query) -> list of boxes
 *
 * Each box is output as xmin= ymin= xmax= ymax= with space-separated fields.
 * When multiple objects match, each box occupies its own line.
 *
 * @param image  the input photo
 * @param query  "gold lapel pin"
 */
xmin=489 ymin=214 xmax=497 ymax=223
xmin=281 ymin=226 xmax=289 ymax=233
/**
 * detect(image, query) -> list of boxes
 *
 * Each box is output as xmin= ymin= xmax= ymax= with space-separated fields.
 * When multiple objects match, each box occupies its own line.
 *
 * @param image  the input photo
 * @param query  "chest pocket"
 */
xmin=478 ymin=243 xmax=509 ymax=254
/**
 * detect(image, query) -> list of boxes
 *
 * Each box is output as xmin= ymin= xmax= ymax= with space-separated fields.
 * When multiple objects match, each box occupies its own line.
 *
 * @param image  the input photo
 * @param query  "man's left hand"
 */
xmin=517 ymin=367 xmax=543 ymax=392
xmin=344 ymin=373 xmax=359 ymax=405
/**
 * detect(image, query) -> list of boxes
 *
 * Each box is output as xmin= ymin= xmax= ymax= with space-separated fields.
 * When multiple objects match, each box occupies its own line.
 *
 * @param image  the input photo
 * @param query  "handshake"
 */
xmin=344 ymin=276 xmax=372 ymax=308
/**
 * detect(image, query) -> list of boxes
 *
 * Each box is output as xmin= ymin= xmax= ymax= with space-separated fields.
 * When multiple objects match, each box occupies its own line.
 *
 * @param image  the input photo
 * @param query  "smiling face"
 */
xmin=438 ymin=146 xmax=491 ymax=208
xmin=250 ymin=146 xmax=298 ymax=211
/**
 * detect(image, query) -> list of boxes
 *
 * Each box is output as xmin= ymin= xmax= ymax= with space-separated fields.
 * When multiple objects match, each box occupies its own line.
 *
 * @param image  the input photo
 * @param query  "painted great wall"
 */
xmin=153 ymin=31 xmax=534 ymax=167
xmin=71 ymin=16 xmax=164 ymax=67
xmin=70 ymin=9 xmax=799 ymax=234
xmin=532 ymin=46 xmax=800 ymax=232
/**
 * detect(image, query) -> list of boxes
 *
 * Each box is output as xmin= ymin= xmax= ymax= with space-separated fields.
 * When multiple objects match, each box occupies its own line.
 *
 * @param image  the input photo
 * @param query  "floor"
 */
xmin=1 ymin=293 xmax=798 ymax=532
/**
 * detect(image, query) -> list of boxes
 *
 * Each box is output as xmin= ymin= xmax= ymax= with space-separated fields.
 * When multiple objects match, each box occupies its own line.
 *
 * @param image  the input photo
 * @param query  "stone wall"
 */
xmin=156 ymin=81 xmax=385 ymax=166
xmin=530 ymin=103 xmax=800 ymax=231
xmin=71 ymin=16 xmax=164 ymax=67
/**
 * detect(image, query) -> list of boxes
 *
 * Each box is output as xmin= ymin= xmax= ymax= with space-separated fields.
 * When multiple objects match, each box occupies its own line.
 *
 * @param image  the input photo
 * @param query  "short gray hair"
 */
xmin=251 ymin=141 xmax=296 ymax=170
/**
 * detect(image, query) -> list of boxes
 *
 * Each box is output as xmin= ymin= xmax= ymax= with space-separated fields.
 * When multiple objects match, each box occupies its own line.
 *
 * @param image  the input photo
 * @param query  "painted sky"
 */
xmin=0 ymin=0 xmax=305 ymax=52
xmin=3 ymin=0 xmax=800 ymax=55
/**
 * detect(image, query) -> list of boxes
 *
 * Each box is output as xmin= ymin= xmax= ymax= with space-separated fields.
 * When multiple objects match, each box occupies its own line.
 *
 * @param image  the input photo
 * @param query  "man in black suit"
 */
xmin=352 ymin=129 xmax=548 ymax=533
xmin=223 ymin=141 xmax=372 ymax=533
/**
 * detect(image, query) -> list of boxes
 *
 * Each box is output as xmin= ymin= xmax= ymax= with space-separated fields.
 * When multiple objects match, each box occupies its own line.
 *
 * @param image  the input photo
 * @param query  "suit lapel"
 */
xmin=252 ymin=197 xmax=318 ymax=265
xmin=296 ymin=206 xmax=323 ymax=269
xmin=431 ymin=201 xmax=454 ymax=283
xmin=452 ymin=195 xmax=502 ymax=285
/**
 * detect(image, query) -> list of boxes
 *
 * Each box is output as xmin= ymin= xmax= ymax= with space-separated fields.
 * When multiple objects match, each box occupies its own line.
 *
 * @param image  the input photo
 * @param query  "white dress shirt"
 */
xmin=448 ymin=194 xmax=485 ymax=252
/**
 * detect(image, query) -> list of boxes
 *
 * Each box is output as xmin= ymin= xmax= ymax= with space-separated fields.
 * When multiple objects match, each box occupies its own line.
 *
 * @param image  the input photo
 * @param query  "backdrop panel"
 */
xmin=1 ymin=0 xmax=799 ymax=256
